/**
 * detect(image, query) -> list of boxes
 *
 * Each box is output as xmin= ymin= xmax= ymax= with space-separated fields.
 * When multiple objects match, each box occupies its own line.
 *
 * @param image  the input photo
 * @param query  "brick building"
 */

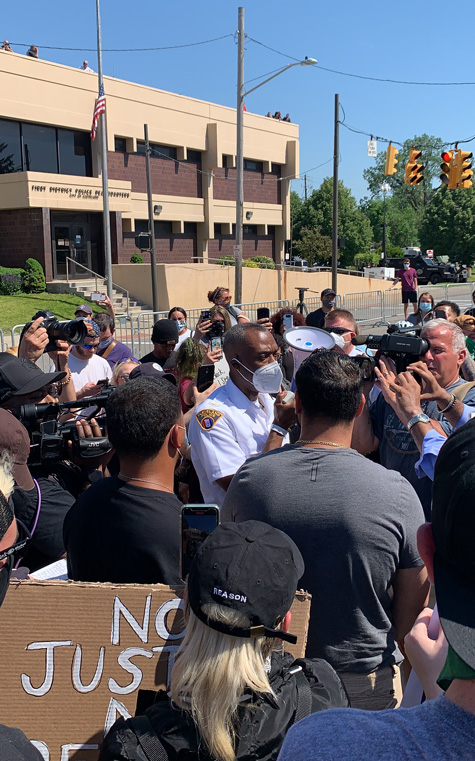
xmin=0 ymin=50 xmax=298 ymax=282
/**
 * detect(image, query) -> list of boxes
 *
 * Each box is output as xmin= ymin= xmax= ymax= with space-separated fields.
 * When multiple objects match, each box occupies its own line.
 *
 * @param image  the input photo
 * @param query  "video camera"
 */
xmin=20 ymin=387 xmax=114 ymax=463
xmin=352 ymin=324 xmax=430 ymax=376
xmin=23 ymin=310 xmax=89 ymax=354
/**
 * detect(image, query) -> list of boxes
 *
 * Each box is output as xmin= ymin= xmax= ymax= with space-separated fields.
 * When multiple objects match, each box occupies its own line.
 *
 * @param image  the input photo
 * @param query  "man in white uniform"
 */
xmin=188 ymin=323 xmax=295 ymax=506
xmin=324 ymin=309 xmax=365 ymax=357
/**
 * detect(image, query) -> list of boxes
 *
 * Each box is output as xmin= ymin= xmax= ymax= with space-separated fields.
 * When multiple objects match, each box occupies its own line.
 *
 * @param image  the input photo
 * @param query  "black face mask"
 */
xmin=0 ymin=554 xmax=13 ymax=607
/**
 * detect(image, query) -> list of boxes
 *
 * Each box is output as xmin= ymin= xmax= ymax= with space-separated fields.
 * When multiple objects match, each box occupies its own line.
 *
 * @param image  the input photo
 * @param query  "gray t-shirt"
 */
xmin=277 ymin=695 xmax=475 ymax=761
xmin=221 ymin=446 xmax=425 ymax=672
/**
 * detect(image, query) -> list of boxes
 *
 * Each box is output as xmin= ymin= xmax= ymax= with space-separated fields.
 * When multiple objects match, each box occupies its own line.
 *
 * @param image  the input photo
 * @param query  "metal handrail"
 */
xmin=65 ymin=256 xmax=130 ymax=314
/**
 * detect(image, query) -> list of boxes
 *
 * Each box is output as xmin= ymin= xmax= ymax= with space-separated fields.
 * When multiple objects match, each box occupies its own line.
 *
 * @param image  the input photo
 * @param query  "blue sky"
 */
xmin=3 ymin=0 xmax=475 ymax=202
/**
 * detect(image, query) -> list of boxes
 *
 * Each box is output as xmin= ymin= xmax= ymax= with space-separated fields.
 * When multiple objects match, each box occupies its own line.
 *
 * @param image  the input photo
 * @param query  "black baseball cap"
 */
xmin=0 ymin=354 xmax=66 ymax=404
xmin=187 ymin=520 xmax=305 ymax=644
xmin=151 ymin=319 xmax=178 ymax=345
xmin=129 ymin=363 xmax=177 ymax=386
xmin=321 ymin=288 xmax=336 ymax=298
xmin=75 ymin=304 xmax=93 ymax=316
xmin=432 ymin=417 xmax=475 ymax=671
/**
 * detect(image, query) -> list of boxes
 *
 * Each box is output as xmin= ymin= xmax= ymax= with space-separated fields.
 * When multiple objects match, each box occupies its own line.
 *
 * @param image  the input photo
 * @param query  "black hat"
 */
xmin=432 ymin=417 xmax=475 ymax=671
xmin=0 ymin=354 xmax=66 ymax=405
xmin=321 ymin=288 xmax=336 ymax=298
xmin=151 ymin=319 xmax=178 ymax=345
xmin=75 ymin=303 xmax=93 ymax=316
xmin=187 ymin=520 xmax=305 ymax=644
xmin=129 ymin=363 xmax=177 ymax=386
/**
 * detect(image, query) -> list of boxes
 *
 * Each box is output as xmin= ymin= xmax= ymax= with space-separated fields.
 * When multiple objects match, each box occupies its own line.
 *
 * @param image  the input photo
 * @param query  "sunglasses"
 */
xmin=81 ymin=343 xmax=98 ymax=350
xmin=0 ymin=518 xmax=31 ymax=564
xmin=324 ymin=326 xmax=351 ymax=335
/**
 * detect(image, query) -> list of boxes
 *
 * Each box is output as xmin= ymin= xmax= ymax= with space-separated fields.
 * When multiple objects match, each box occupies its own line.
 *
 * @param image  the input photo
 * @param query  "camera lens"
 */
xmin=48 ymin=319 xmax=88 ymax=345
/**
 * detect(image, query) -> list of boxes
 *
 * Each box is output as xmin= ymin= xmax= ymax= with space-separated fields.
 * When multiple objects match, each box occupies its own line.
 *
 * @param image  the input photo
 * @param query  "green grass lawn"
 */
xmin=0 ymin=292 xmax=93 ymax=334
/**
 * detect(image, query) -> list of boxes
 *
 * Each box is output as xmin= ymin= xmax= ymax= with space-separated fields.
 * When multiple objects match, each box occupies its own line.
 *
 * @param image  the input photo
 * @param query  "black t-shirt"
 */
xmin=306 ymin=308 xmax=326 ymax=329
xmin=12 ymin=476 xmax=74 ymax=572
xmin=139 ymin=352 xmax=167 ymax=367
xmin=63 ymin=476 xmax=182 ymax=585
xmin=0 ymin=725 xmax=43 ymax=760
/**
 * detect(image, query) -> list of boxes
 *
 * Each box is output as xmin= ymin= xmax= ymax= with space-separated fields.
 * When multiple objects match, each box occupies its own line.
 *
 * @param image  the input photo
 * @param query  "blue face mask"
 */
xmin=420 ymin=302 xmax=432 ymax=312
xmin=404 ymin=263 xmax=410 ymax=270
xmin=176 ymin=320 xmax=187 ymax=332
xmin=98 ymin=337 xmax=113 ymax=349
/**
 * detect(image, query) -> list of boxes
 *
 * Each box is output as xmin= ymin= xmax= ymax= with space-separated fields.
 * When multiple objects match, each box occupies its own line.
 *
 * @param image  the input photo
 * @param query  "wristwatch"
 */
xmin=271 ymin=423 xmax=288 ymax=436
xmin=406 ymin=413 xmax=430 ymax=431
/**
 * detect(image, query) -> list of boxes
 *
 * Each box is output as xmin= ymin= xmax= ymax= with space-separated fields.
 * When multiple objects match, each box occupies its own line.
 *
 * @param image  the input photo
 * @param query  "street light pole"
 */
xmin=96 ymin=0 xmax=113 ymax=300
xmin=234 ymin=5 xmax=316 ymax=304
xmin=331 ymin=93 xmax=339 ymax=294
xmin=381 ymin=182 xmax=391 ymax=259
xmin=144 ymin=124 xmax=159 ymax=314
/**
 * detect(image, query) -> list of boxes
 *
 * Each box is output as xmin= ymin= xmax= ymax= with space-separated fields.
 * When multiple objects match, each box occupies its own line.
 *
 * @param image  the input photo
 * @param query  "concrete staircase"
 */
xmin=48 ymin=279 xmax=153 ymax=319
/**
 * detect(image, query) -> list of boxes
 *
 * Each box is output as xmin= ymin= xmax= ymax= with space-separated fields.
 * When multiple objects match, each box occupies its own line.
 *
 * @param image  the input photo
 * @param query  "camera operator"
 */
xmin=18 ymin=316 xmax=76 ymax=403
xmin=352 ymin=319 xmax=475 ymax=519
xmin=66 ymin=319 xmax=112 ymax=399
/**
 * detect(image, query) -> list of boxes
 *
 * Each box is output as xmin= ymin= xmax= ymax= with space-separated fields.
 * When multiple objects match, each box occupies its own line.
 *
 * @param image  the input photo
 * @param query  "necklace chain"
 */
xmin=296 ymin=439 xmax=348 ymax=448
xmin=119 ymin=472 xmax=174 ymax=493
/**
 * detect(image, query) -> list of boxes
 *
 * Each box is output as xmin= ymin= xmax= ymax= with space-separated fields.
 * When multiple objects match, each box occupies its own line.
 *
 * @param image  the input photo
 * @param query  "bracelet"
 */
xmin=58 ymin=369 xmax=72 ymax=389
xmin=271 ymin=424 xmax=288 ymax=436
xmin=438 ymin=393 xmax=456 ymax=414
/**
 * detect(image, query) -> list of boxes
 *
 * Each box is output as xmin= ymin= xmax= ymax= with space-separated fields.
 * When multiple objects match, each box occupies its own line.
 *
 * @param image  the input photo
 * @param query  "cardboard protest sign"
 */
xmin=0 ymin=580 xmax=311 ymax=761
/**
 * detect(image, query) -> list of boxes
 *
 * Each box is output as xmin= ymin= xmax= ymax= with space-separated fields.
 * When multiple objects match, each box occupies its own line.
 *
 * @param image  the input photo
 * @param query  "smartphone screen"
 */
xmin=201 ymin=310 xmax=211 ymax=321
xmin=90 ymin=292 xmax=104 ymax=302
xmin=196 ymin=364 xmax=215 ymax=392
xmin=181 ymin=504 xmax=220 ymax=578
xmin=210 ymin=335 xmax=222 ymax=353
xmin=283 ymin=312 xmax=294 ymax=331
xmin=257 ymin=307 xmax=270 ymax=320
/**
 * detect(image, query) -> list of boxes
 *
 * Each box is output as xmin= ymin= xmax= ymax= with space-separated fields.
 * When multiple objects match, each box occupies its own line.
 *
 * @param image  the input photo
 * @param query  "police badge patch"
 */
xmin=196 ymin=408 xmax=223 ymax=431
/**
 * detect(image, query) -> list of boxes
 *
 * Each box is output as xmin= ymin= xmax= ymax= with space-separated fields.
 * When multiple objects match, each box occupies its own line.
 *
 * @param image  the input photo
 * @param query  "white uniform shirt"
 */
xmin=188 ymin=378 xmax=276 ymax=507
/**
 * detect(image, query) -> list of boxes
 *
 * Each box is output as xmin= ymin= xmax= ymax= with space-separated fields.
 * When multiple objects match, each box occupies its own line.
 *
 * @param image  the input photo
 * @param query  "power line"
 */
xmin=246 ymin=36 xmax=475 ymax=87
xmin=9 ymin=33 xmax=234 ymax=53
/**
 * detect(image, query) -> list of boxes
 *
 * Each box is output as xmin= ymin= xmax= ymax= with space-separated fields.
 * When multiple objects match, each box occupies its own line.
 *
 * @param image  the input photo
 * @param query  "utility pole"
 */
xmin=304 ymin=174 xmax=307 ymax=201
xmin=96 ymin=0 xmax=112 ymax=300
xmin=144 ymin=124 xmax=159 ymax=314
xmin=235 ymin=6 xmax=245 ymax=305
xmin=331 ymin=93 xmax=339 ymax=294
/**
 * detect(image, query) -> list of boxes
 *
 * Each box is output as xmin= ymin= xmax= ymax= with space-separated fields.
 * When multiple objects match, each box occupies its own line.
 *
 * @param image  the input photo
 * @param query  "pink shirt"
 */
xmin=396 ymin=267 xmax=417 ymax=291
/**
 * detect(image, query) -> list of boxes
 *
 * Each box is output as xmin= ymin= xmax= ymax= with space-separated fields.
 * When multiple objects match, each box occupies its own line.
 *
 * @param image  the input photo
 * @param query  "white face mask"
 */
xmin=176 ymin=320 xmax=187 ymax=332
xmin=233 ymin=358 xmax=283 ymax=394
xmin=329 ymin=333 xmax=346 ymax=350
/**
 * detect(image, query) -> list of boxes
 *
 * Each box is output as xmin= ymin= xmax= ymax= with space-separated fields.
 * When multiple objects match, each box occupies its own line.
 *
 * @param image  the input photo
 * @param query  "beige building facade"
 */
xmin=0 ymin=49 xmax=298 ymax=283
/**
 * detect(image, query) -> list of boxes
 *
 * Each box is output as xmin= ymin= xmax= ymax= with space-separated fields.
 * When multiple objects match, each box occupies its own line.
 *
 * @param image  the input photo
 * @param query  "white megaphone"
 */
xmin=283 ymin=326 xmax=336 ymax=374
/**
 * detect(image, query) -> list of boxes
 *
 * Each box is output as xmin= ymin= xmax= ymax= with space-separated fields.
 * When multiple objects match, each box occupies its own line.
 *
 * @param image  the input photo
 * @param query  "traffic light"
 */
xmin=440 ymin=150 xmax=457 ymax=190
xmin=135 ymin=232 xmax=151 ymax=250
xmin=384 ymin=143 xmax=398 ymax=176
xmin=405 ymin=147 xmax=424 ymax=185
xmin=455 ymin=149 xmax=473 ymax=189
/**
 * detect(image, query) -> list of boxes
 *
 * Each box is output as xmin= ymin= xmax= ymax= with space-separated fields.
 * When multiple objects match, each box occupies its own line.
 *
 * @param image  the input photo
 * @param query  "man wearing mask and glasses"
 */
xmin=306 ymin=288 xmax=337 ymax=329
xmin=188 ymin=324 xmax=296 ymax=507
xmin=64 ymin=319 xmax=112 ymax=399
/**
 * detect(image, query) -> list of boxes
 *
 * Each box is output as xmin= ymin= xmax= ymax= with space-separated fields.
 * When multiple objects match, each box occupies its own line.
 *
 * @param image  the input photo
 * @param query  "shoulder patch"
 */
xmin=196 ymin=408 xmax=223 ymax=431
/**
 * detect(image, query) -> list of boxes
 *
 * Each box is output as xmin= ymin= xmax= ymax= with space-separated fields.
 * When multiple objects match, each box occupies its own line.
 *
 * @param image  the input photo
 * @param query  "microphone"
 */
xmin=351 ymin=335 xmax=372 ymax=346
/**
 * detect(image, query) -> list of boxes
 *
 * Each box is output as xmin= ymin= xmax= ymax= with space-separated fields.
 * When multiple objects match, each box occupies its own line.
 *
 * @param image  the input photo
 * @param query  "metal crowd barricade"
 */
xmin=0 ymin=329 xmax=4 ymax=353
xmin=416 ymin=284 xmax=448 ymax=306
xmin=114 ymin=314 xmax=136 ymax=357
xmin=10 ymin=324 xmax=25 ymax=347
xmin=382 ymin=289 xmax=405 ymax=322
xmin=442 ymin=283 xmax=474 ymax=313
xmin=135 ymin=311 xmax=169 ymax=357
xmin=341 ymin=291 xmax=383 ymax=324
xmin=235 ymin=300 xmax=290 ymax=322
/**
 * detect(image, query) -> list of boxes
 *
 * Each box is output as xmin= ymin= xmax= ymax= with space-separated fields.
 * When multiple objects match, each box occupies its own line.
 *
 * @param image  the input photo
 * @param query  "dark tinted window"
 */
xmin=155 ymin=221 xmax=173 ymax=234
xmin=184 ymin=222 xmax=197 ymax=234
xmin=22 ymin=123 xmax=57 ymax=173
xmin=187 ymin=150 xmax=201 ymax=164
xmin=137 ymin=141 xmax=177 ymax=160
xmin=115 ymin=137 xmax=127 ymax=153
xmin=243 ymin=224 xmax=257 ymax=235
xmin=214 ymin=223 xmax=222 ymax=236
xmin=222 ymin=155 xmax=228 ymax=169
xmin=0 ymin=119 xmax=22 ymax=173
xmin=135 ymin=219 xmax=148 ymax=233
xmin=58 ymin=129 xmax=92 ymax=176
xmin=244 ymin=159 xmax=263 ymax=173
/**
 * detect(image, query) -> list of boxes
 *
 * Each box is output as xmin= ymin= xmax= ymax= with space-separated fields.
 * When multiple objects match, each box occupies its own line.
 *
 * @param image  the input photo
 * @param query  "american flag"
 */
xmin=91 ymin=84 xmax=106 ymax=141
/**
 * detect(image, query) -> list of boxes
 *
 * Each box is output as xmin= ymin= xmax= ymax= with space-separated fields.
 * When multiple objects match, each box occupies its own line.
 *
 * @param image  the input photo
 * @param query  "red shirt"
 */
xmin=396 ymin=267 xmax=417 ymax=291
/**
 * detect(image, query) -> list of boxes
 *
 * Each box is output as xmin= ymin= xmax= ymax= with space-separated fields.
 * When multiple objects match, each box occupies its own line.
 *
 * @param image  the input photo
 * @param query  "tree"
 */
xmin=420 ymin=187 xmax=475 ymax=265
xmin=308 ymin=178 xmax=373 ymax=266
xmin=293 ymin=226 xmax=332 ymax=265
xmin=363 ymin=134 xmax=444 ymax=214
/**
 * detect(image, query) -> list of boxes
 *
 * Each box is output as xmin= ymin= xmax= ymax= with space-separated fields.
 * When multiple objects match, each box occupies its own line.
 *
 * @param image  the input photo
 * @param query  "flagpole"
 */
xmin=96 ymin=0 xmax=113 ymax=301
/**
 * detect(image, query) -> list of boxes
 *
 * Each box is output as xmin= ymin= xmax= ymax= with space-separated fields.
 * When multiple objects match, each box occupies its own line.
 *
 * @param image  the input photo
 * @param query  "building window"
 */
xmin=184 ymin=222 xmax=197 ymax=234
xmin=136 ymin=141 xmax=177 ymax=161
xmin=58 ymin=129 xmax=92 ymax=176
xmin=222 ymin=155 xmax=228 ymax=169
xmin=243 ymin=159 xmax=263 ymax=173
xmin=186 ymin=150 xmax=201 ymax=164
xmin=243 ymin=224 xmax=257 ymax=235
xmin=214 ymin=223 xmax=222 ymax=236
xmin=134 ymin=219 xmax=173 ymax=236
xmin=0 ymin=119 xmax=22 ymax=173
xmin=271 ymin=163 xmax=281 ymax=175
xmin=22 ymin=123 xmax=57 ymax=173
xmin=115 ymin=137 xmax=127 ymax=153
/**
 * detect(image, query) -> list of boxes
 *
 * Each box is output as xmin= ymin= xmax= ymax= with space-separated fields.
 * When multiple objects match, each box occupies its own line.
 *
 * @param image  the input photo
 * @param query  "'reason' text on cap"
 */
xmin=321 ymin=288 xmax=336 ymax=298
xmin=187 ymin=520 xmax=305 ymax=644
xmin=0 ymin=354 xmax=66 ymax=404
xmin=432 ymin=417 xmax=475 ymax=672
xmin=151 ymin=319 xmax=179 ymax=345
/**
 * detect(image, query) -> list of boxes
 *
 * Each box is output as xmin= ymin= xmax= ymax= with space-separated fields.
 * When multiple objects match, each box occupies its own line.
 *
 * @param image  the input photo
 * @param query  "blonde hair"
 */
xmin=171 ymin=602 xmax=276 ymax=761
xmin=111 ymin=358 xmax=140 ymax=385
xmin=209 ymin=305 xmax=232 ymax=334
